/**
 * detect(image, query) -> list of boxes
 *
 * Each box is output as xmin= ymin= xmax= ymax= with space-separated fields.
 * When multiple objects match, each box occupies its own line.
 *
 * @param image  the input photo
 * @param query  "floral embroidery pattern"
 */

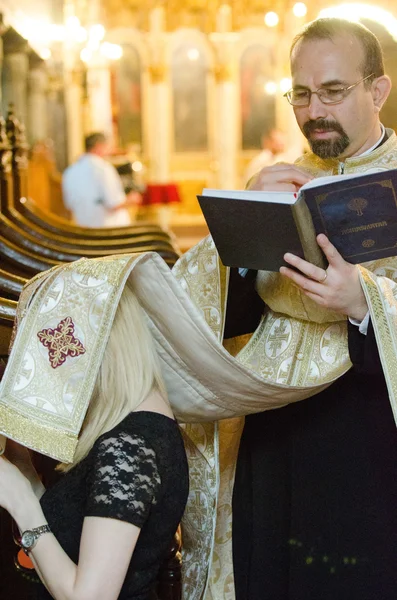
xmin=37 ymin=317 xmax=86 ymax=369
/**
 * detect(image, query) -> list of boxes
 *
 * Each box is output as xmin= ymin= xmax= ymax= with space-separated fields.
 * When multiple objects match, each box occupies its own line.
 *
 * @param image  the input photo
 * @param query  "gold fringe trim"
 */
xmin=359 ymin=266 xmax=397 ymax=425
xmin=67 ymin=254 xmax=134 ymax=286
xmin=0 ymin=403 xmax=77 ymax=463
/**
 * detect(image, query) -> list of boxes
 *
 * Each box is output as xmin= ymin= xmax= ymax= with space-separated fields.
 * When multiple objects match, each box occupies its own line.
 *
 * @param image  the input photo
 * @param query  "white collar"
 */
xmin=358 ymin=123 xmax=385 ymax=158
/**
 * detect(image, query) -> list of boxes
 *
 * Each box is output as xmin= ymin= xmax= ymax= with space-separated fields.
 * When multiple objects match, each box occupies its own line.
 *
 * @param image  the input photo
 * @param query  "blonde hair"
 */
xmin=59 ymin=280 xmax=166 ymax=472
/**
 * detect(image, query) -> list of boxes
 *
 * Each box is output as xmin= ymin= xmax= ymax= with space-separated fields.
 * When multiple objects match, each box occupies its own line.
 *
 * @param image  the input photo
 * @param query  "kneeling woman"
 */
xmin=0 ymin=261 xmax=189 ymax=600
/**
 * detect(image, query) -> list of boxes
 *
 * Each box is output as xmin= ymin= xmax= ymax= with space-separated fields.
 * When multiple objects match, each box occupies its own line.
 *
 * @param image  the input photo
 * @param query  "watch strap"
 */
xmin=21 ymin=524 xmax=51 ymax=553
xmin=32 ymin=524 xmax=51 ymax=537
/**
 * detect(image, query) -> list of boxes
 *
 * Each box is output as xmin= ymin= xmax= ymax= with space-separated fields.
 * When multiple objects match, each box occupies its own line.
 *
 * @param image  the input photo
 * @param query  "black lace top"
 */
xmin=36 ymin=411 xmax=189 ymax=600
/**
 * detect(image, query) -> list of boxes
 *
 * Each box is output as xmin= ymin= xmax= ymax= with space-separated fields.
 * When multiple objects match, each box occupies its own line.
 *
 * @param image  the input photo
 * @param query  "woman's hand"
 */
xmin=5 ymin=438 xmax=34 ymax=468
xmin=0 ymin=455 xmax=38 ymax=520
xmin=4 ymin=439 xmax=45 ymax=498
xmin=279 ymin=234 xmax=368 ymax=321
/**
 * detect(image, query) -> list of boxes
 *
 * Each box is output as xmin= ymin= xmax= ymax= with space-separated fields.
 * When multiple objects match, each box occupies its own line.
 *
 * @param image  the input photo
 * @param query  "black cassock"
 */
xmin=225 ymin=268 xmax=397 ymax=600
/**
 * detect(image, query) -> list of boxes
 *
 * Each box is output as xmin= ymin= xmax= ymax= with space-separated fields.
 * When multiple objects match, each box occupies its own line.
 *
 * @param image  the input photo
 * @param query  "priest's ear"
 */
xmin=371 ymin=75 xmax=392 ymax=113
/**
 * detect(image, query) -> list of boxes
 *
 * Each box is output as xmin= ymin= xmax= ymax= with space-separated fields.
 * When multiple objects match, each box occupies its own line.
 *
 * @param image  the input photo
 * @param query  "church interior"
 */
xmin=1 ymin=0 xmax=397 ymax=596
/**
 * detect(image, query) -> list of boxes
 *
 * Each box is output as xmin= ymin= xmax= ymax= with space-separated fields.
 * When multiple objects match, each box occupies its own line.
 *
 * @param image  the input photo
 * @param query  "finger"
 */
xmin=283 ymin=252 xmax=328 ymax=283
xmin=302 ymin=290 xmax=328 ymax=306
xmin=316 ymin=234 xmax=344 ymax=267
xmin=249 ymin=182 xmax=299 ymax=192
xmin=279 ymin=266 xmax=325 ymax=295
xmin=262 ymin=167 xmax=312 ymax=185
xmin=249 ymin=165 xmax=313 ymax=191
xmin=264 ymin=162 xmax=311 ymax=174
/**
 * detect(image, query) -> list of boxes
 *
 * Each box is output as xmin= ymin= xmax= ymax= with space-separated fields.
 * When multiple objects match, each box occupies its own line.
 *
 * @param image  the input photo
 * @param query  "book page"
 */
xmin=301 ymin=167 xmax=388 ymax=191
xmin=202 ymin=188 xmax=298 ymax=205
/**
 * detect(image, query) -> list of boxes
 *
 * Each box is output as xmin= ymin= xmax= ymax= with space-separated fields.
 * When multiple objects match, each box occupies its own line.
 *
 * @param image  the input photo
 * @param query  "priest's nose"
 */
xmin=307 ymin=93 xmax=328 ymax=120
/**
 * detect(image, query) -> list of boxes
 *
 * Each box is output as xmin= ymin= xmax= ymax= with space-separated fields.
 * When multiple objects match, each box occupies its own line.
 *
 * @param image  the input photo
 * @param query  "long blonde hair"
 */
xmin=59 ymin=280 xmax=166 ymax=472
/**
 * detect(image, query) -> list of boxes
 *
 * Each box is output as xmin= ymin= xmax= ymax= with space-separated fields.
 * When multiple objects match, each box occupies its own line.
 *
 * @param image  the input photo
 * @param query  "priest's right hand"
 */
xmin=247 ymin=163 xmax=313 ymax=192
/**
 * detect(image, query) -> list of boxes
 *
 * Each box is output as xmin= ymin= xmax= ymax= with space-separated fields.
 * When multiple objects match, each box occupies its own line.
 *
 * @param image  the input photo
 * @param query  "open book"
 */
xmin=198 ymin=168 xmax=397 ymax=271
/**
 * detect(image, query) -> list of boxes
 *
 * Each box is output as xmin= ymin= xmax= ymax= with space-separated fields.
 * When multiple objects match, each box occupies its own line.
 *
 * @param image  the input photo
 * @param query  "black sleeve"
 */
xmin=223 ymin=268 xmax=265 ymax=340
xmin=348 ymin=318 xmax=383 ymax=376
xmin=85 ymin=431 xmax=161 ymax=528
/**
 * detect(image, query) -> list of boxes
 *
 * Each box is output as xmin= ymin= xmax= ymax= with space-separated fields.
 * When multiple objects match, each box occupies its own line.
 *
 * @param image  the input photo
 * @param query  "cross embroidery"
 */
xmin=189 ymin=491 xmax=207 ymax=530
xmin=20 ymin=358 xmax=32 ymax=381
xmin=43 ymin=287 xmax=61 ymax=308
xmin=202 ymin=307 xmax=219 ymax=331
xmin=202 ymin=284 xmax=212 ymax=297
xmin=268 ymin=319 xmax=290 ymax=358
xmin=37 ymin=317 xmax=86 ymax=369
xmin=77 ymin=273 xmax=92 ymax=286
xmin=277 ymin=363 xmax=291 ymax=383
xmin=321 ymin=327 xmax=342 ymax=361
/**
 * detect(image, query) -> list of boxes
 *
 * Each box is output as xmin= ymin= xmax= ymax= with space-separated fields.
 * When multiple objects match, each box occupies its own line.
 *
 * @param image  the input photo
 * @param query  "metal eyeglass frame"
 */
xmin=283 ymin=73 xmax=376 ymax=106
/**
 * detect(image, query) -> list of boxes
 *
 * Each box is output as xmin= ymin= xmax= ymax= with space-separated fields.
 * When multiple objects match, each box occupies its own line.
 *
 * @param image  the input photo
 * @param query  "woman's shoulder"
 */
xmin=93 ymin=421 xmax=154 ymax=463
xmin=92 ymin=412 xmax=181 ymax=461
xmin=85 ymin=418 xmax=164 ymax=526
xmin=100 ymin=411 xmax=177 ymax=439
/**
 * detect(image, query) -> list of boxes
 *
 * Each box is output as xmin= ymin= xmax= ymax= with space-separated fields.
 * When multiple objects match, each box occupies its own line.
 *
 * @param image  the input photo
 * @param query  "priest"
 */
xmin=174 ymin=17 xmax=397 ymax=600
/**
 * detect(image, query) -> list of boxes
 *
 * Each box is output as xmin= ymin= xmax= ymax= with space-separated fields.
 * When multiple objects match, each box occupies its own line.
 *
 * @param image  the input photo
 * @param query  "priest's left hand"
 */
xmin=279 ymin=234 xmax=368 ymax=321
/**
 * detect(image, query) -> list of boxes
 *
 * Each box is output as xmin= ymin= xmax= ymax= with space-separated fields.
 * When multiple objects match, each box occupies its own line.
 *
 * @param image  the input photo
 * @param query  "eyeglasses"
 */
xmin=284 ymin=73 xmax=375 ymax=107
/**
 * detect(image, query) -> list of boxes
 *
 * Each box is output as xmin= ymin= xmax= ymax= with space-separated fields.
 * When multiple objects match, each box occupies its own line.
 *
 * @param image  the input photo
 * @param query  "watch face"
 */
xmin=21 ymin=530 xmax=36 ymax=549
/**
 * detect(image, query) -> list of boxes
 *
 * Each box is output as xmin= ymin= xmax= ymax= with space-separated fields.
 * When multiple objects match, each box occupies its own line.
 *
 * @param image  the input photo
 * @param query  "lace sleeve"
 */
xmin=85 ymin=431 xmax=161 ymax=528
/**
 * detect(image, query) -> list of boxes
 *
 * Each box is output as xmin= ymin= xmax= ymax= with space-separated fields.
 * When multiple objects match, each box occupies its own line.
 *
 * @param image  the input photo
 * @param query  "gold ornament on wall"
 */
xmin=213 ymin=63 xmax=233 ymax=82
xmin=148 ymin=64 xmax=168 ymax=83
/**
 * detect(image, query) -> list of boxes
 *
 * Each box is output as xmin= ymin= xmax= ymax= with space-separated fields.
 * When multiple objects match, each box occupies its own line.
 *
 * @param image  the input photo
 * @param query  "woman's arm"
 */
xmin=5 ymin=439 xmax=45 ymax=498
xmin=25 ymin=509 xmax=140 ymax=600
xmin=0 ymin=456 xmax=140 ymax=600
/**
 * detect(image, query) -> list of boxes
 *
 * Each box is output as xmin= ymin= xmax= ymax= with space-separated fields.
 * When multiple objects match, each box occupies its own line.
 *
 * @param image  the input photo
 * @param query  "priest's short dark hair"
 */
xmin=290 ymin=18 xmax=385 ymax=86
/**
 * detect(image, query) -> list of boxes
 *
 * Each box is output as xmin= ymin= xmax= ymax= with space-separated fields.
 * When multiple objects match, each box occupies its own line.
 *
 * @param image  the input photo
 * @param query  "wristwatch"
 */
xmin=20 ymin=524 xmax=51 ymax=554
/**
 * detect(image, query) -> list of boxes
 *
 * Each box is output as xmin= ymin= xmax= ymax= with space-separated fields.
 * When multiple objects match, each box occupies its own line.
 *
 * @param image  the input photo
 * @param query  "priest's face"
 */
xmin=290 ymin=34 xmax=381 ymax=159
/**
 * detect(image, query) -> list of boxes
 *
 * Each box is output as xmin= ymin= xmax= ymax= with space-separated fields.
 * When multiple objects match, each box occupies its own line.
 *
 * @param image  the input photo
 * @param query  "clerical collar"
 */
xmin=358 ymin=123 xmax=386 ymax=157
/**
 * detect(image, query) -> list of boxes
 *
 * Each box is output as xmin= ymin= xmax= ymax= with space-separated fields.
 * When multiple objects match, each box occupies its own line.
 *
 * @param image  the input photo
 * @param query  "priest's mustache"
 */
xmin=303 ymin=119 xmax=347 ymax=137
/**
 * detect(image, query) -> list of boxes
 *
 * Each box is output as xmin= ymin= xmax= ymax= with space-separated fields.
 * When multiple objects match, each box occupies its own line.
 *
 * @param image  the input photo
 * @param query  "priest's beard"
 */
xmin=303 ymin=118 xmax=350 ymax=158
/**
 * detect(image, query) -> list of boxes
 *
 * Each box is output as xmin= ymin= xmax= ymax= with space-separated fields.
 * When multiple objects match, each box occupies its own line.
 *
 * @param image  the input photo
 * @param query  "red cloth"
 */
xmin=142 ymin=183 xmax=181 ymax=206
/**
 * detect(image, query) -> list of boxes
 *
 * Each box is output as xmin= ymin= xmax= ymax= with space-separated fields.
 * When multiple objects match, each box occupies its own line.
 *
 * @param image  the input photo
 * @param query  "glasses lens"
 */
xmin=289 ymin=90 xmax=310 ymax=106
xmin=318 ymin=89 xmax=346 ymax=104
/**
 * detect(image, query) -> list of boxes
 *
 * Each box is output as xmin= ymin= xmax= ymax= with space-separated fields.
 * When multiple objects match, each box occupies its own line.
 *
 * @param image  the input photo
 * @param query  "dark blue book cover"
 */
xmin=303 ymin=169 xmax=397 ymax=263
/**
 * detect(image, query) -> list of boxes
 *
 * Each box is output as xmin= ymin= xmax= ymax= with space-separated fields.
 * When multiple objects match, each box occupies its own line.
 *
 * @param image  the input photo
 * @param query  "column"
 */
xmin=215 ymin=66 xmax=238 ymax=189
xmin=148 ymin=66 xmax=170 ymax=183
xmin=212 ymin=33 xmax=238 ymax=190
xmin=28 ymin=66 xmax=48 ymax=144
xmin=278 ymin=15 xmax=306 ymax=156
xmin=63 ymin=67 xmax=85 ymax=163
xmin=146 ymin=15 xmax=172 ymax=229
xmin=2 ymin=51 xmax=29 ymax=127
xmin=62 ymin=3 xmax=85 ymax=165
xmin=148 ymin=10 xmax=169 ymax=183
xmin=0 ymin=37 xmax=4 ymax=114
xmin=85 ymin=58 xmax=113 ymax=137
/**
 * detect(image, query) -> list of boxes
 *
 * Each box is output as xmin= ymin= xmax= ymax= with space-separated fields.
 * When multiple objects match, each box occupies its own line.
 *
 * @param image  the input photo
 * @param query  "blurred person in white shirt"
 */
xmin=62 ymin=132 xmax=141 ymax=228
xmin=243 ymin=128 xmax=301 ymax=186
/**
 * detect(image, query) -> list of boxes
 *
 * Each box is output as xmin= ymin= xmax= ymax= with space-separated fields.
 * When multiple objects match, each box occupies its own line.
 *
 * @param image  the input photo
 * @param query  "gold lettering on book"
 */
xmin=341 ymin=221 xmax=387 ymax=235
